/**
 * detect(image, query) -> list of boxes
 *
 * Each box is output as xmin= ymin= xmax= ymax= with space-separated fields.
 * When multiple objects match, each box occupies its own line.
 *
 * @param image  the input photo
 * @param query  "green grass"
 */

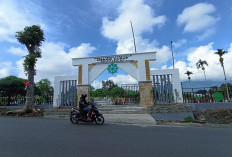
xmin=184 ymin=116 xmax=194 ymax=123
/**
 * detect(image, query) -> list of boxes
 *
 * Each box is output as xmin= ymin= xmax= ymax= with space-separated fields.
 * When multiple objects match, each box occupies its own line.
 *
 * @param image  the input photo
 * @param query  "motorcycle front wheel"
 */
xmin=70 ymin=113 xmax=79 ymax=124
xmin=95 ymin=115 xmax=104 ymax=125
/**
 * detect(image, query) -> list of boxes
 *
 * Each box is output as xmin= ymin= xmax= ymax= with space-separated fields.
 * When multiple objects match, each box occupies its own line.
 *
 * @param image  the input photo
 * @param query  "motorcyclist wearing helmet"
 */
xmin=79 ymin=93 xmax=92 ymax=121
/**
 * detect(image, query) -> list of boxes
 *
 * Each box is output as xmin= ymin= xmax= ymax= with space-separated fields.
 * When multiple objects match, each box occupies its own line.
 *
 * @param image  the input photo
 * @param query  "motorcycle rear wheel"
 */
xmin=70 ymin=113 xmax=79 ymax=124
xmin=95 ymin=115 xmax=104 ymax=125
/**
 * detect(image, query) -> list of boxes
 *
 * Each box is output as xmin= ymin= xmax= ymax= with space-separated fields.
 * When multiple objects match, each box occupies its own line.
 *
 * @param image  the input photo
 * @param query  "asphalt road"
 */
xmin=0 ymin=117 xmax=232 ymax=157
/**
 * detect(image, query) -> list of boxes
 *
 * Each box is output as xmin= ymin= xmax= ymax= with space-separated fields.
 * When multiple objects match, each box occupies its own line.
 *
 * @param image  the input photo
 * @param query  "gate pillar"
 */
xmin=77 ymin=85 xmax=90 ymax=106
xmin=139 ymin=81 xmax=154 ymax=107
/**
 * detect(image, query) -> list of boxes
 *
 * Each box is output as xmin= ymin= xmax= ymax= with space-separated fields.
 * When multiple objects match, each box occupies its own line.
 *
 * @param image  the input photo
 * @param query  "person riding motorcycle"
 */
xmin=79 ymin=93 xmax=92 ymax=121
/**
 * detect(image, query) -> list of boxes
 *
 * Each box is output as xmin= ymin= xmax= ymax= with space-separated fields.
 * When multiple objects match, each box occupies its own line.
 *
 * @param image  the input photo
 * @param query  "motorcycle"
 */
xmin=70 ymin=102 xmax=104 ymax=125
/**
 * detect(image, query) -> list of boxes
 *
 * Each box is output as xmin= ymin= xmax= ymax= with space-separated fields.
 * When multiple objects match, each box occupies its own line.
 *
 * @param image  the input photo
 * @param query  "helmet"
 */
xmin=81 ymin=93 xmax=87 ymax=99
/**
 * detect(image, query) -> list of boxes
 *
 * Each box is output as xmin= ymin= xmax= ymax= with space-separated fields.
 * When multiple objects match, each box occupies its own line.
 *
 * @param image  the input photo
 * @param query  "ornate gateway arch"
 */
xmin=72 ymin=52 xmax=156 ymax=106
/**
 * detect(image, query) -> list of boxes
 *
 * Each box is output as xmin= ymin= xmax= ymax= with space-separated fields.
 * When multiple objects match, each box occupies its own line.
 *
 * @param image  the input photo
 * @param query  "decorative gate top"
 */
xmin=72 ymin=52 xmax=156 ymax=85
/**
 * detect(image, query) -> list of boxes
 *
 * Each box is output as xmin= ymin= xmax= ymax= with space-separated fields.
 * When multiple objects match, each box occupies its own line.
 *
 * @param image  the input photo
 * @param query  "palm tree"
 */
xmin=185 ymin=70 xmax=193 ymax=88
xmin=196 ymin=59 xmax=208 ymax=84
xmin=16 ymin=25 xmax=45 ymax=113
xmin=215 ymin=49 xmax=230 ymax=101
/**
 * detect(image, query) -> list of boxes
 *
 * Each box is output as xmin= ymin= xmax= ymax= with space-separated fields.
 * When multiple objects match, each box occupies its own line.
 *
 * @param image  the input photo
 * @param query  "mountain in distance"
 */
xmin=181 ymin=80 xmax=232 ymax=89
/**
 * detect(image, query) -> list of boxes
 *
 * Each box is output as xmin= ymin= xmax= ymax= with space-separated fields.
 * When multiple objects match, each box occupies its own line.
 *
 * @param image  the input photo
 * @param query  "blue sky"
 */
xmin=0 ymin=0 xmax=232 ymax=88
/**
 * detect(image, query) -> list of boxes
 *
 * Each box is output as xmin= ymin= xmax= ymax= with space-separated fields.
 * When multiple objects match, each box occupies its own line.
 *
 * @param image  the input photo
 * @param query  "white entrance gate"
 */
xmin=72 ymin=52 xmax=156 ymax=107
xmin=53 ymin=52 xmax=183 ymax=107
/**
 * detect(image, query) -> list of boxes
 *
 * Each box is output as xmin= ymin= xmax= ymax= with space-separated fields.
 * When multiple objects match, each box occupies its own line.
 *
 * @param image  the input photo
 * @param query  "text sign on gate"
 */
xmin=93 ymin=54 xmax=132 ymax=63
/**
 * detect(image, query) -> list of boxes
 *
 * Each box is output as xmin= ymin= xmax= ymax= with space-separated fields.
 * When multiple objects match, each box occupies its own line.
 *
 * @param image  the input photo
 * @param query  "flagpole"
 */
xmin=170 ymin=41 xmax=175 ymax=69
xmin=130 ymin=21 xmax=137 ymax=53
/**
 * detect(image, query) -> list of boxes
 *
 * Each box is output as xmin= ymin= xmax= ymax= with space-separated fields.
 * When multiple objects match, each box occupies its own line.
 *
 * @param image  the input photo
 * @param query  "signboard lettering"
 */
xmin=94 ymin=54 xmax=132 ymax=63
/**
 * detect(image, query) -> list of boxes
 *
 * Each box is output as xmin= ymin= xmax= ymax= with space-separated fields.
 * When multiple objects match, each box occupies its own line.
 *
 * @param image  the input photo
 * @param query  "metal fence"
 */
xmin=182 ymin=87 xmax=231 ymax=103
xmin=0 ymin=95 xmax=53 ymax=106
xmin=121 ymin=84 xmax=140 ymax=104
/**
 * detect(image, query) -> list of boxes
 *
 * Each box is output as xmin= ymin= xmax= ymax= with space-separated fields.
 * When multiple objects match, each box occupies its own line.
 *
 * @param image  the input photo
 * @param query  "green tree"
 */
xmin=92 ymin=89 xmax=108 ymax=98
xmin=16 ymin=25 xmax=45 ymax=112
xmin=0 ymin=76 xmax=26 ymax=105
xmin=185 ymin=71 xmax=193 ymax=88
xmin=215 ymin=49 xmax=230 ymax=101
xmin=218 ymin=83 xmax=232 ymax=97
xmin=36 ymin=79 xmax=53 ymax=96
xmin=110 ymin=87 xmax=125 ymax=99
xmin=102 ymin=80 xmax=118 ymax=91
xmin=196 ymin=59 xmax=208 ymax=83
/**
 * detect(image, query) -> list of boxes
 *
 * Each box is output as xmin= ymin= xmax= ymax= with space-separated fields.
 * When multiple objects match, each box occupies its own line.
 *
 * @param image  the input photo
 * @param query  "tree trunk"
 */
xmin=203 ymin=70 xmax=207 ymax=86
xmin=222 ymin=65 xmax=230 ymax=102
xmin=24 ymin=66 xmax=35 ymax=113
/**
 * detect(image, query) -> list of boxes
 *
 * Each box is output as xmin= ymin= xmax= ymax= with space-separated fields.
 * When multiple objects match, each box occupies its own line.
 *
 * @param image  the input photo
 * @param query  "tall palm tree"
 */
xmin=196 ymin=59 xmax=208 ymax=84
xmin=185 ymin=70 xmax=193 ymax=88
xmin=215 ymin=49 xmax=230 ymax=101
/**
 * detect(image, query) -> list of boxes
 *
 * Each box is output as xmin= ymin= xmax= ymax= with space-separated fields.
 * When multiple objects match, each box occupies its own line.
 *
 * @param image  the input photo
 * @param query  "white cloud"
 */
xmin=177 ymin=3 xmax=219 ymax=32
xmin=0 ymin=62 xmax=12 ymax=78
xmin=0 ymin=0 xmax=45 ymax=43
xmin=91 ymin=80 xmax=102 ymax=89
xmin=197 ymin=28 xmax=215 ymax=41
xmin=7 ymin=47 xmax=27 ymax=56
xmin=16 ymin=42 xmax=96 ymax=83
xmin=173 ymin=39 xmax=187 ymax=49
xmin=68 ymin=43 xmax=96 ymax=58
xmin=170 ymin=43 xmax=232 ymax=81
xmin=115 ymin=36 xmax=171 ymax=67
xmin=92 ymin=74 xmax=138 ymax=89
xmin=102 ymin=0 xmax=166 ymax=41
xmin=108 ymin=74 xmax=138 ymax=86
xmin=101 ymin=0 xmax=170 ymax=67
xmin=229 ymin=43 xmax=232 ymax=53
xmin=177 ymin=3 xmax=219 ymax=40
xmin=116 ymin=36 xmax=159 ymax=54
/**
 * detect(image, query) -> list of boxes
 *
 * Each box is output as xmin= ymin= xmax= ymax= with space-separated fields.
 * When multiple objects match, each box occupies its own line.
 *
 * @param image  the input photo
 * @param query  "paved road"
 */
xmin=0 ymin=117 xmax=232 ymax=157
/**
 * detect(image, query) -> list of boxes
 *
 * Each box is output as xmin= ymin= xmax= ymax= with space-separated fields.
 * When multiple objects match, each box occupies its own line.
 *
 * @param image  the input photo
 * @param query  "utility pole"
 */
xmin=130 ymin=21 xmax=137 ymax=53
xmin=170 ymin=41 xmax=175 ymax=69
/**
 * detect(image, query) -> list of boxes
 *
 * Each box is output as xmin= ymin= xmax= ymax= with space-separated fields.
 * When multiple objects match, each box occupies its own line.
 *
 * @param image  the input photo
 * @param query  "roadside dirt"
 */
xmin=193 ymin=108 xmax=232 ymax=124
xmin=0 ymin=108 xmax=44 ymax=117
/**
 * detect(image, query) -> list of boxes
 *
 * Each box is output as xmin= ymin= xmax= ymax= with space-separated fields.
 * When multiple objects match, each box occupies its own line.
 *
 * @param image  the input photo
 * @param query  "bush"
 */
xmin=184 ymin=116 xmax=194 ymax=123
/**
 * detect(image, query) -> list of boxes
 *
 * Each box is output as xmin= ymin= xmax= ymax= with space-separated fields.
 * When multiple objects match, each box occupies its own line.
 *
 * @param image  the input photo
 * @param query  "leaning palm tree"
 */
xmin=215 ymin=49 xmax=230 ymax=101
xmin=196 ymin=59 xmax=208 ymax=84
xmin=185 ymin=70 xmax=193 ymax=88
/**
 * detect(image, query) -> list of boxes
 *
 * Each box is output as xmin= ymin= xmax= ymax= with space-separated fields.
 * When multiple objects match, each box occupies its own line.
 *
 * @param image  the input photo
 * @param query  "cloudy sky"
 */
xmin=0 ymin=0 xmax=232 ymax=88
